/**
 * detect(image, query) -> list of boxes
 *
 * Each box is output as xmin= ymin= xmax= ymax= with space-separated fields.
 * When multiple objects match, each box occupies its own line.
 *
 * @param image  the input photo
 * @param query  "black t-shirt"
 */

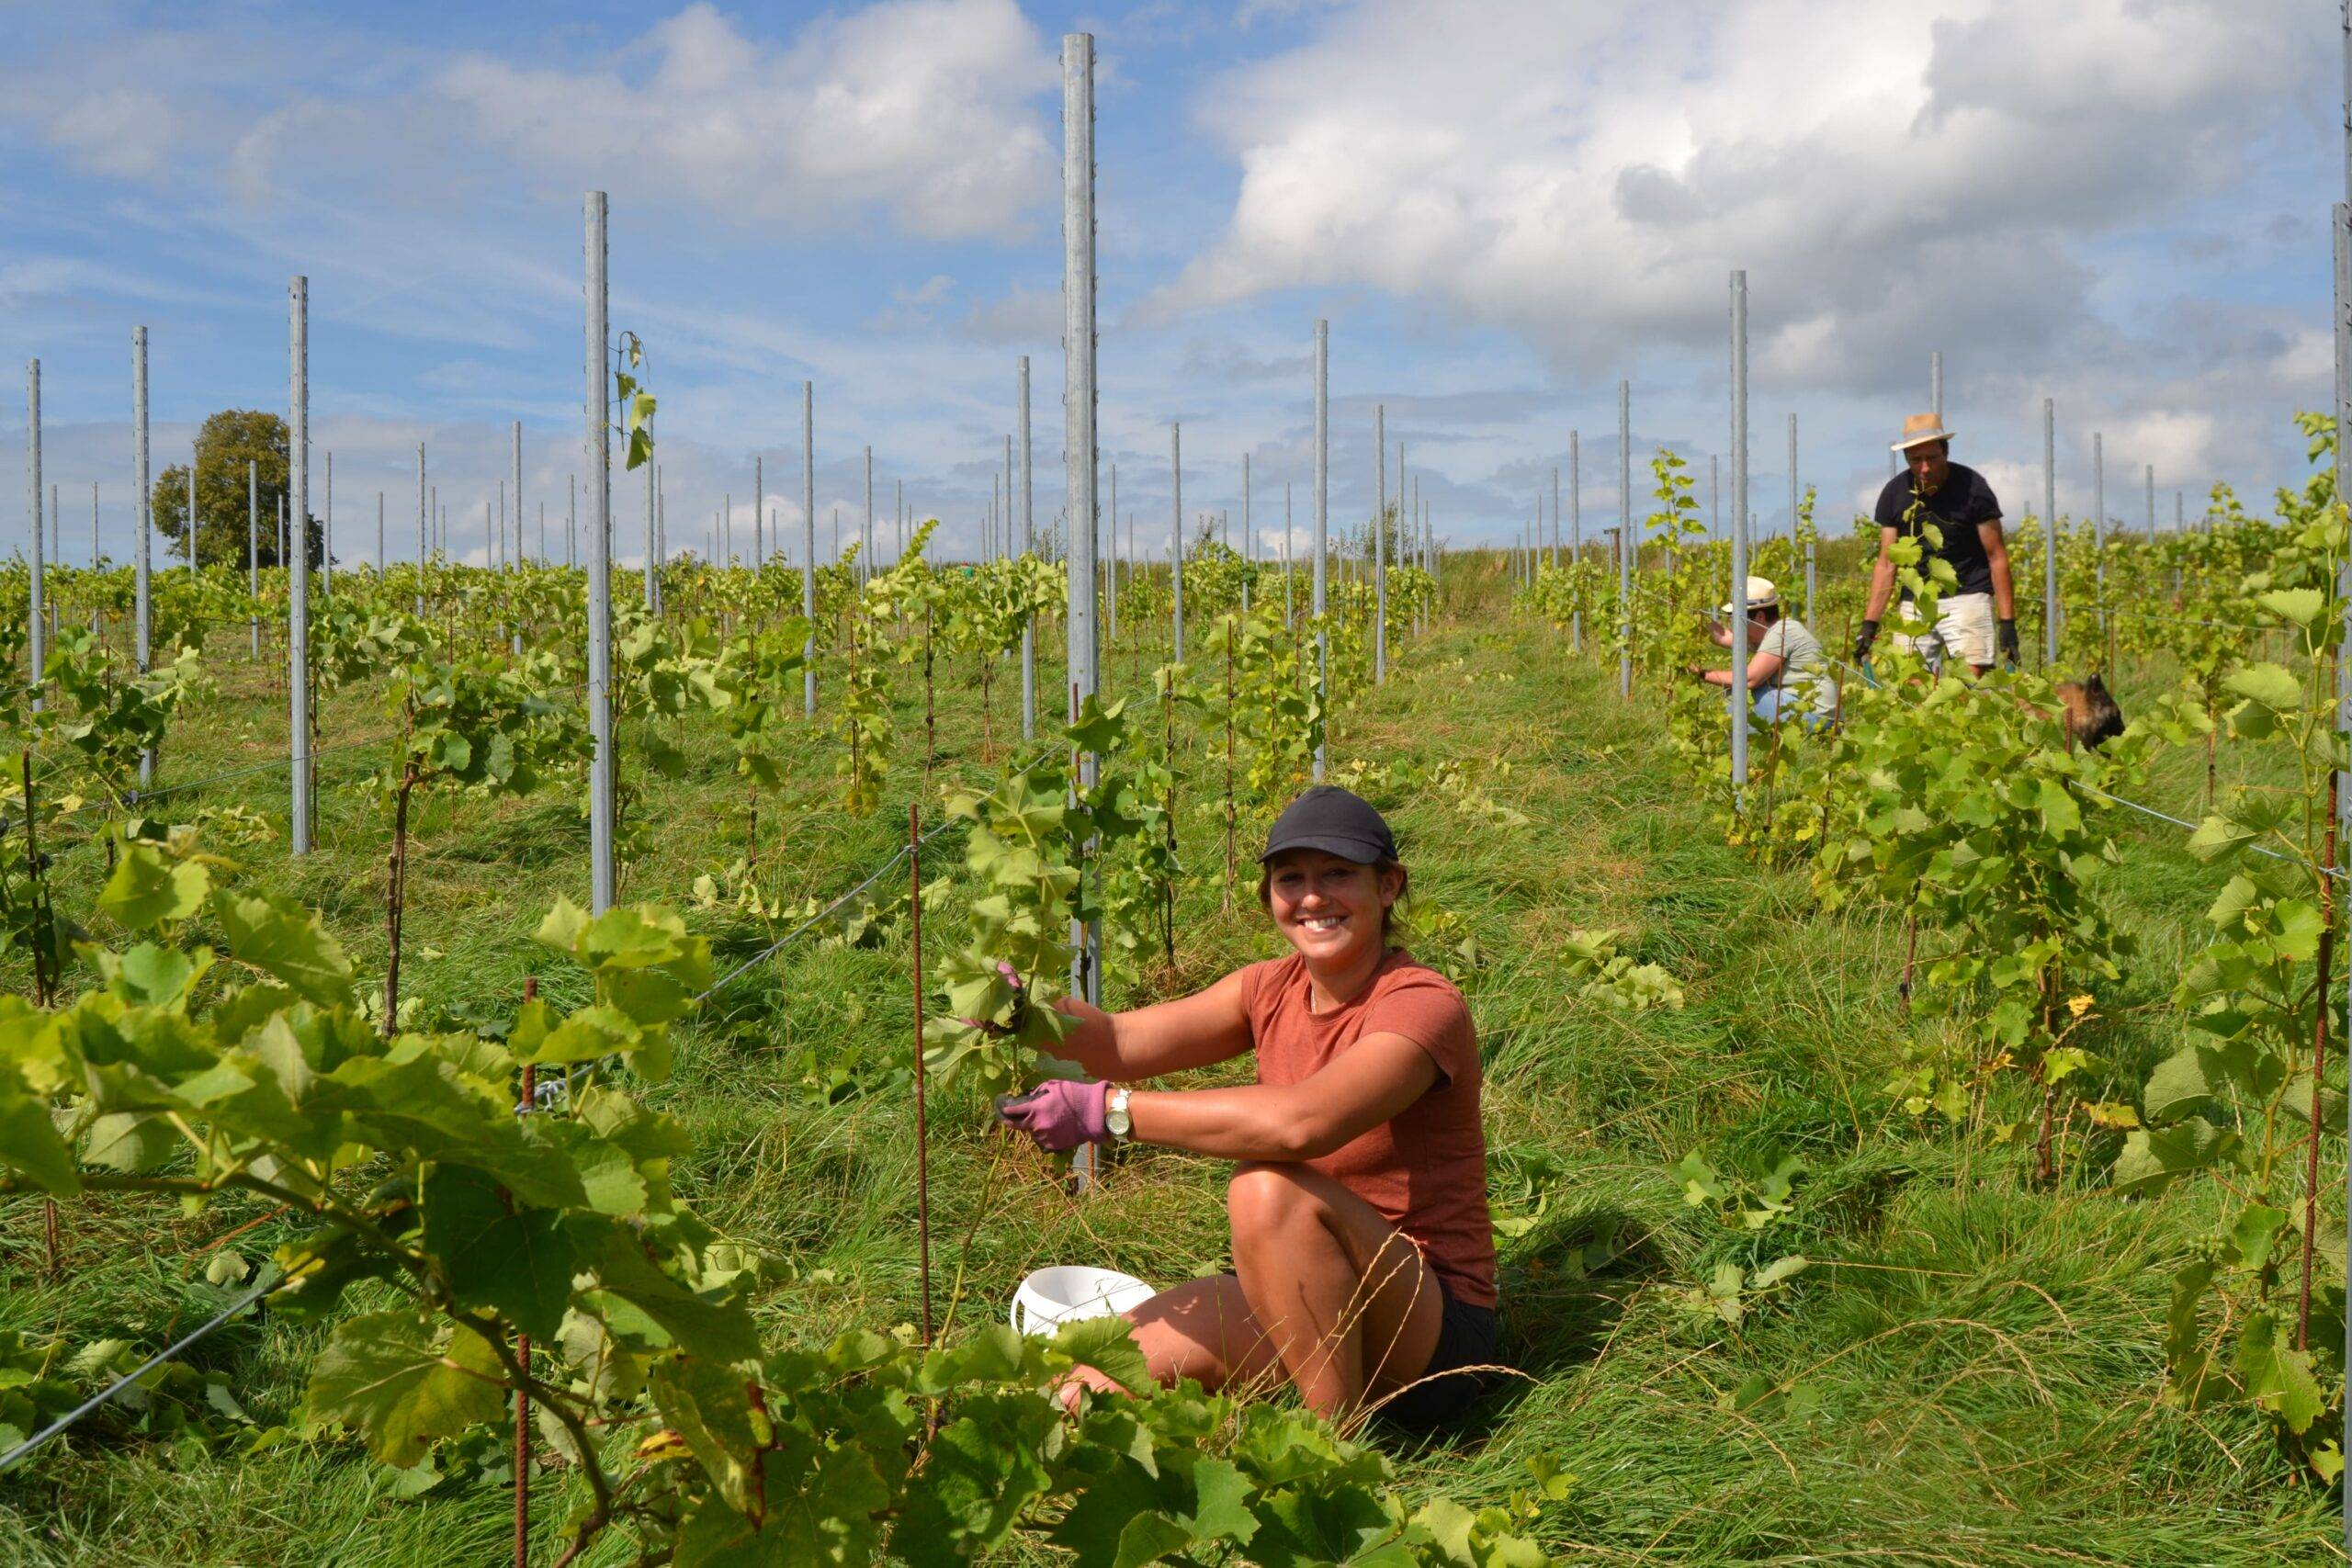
xmin=1874 ymin=462 xmax=2001 ymax=596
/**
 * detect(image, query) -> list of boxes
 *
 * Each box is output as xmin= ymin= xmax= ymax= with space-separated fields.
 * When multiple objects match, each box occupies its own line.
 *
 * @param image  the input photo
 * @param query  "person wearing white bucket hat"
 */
xmin=995 ymin=785 xmax=1498 ymax=1431
xmin=1687 ymin=575 xmax=1834 ymax=728
xmin=1856 ymin=412 xmax=2018 ymax=675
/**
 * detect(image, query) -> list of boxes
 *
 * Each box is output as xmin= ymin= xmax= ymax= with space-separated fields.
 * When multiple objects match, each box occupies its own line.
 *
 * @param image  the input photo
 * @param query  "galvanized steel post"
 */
xmin=288 ymin=277 xmax=312 ymax=855
xmin=1374 ymin=402 xmax=1385 ymax=683
xmin=229 ymin=471 xmax=258 ymax=621
xmin=2043 ymin=399 xmax=2059 ymax=666
xmin=1061 ymin=33 xmax=1105 ymax=1129
xmin=1020 ymin=354 xmax=1035 ymax=739
xmin=1313 ymin=319 xmax=1329 ymax=782
xmin=26 ymin=360 xmax=40 ymax=715
xmin=584 ymin=194 xmax=616 ymax=913
xmin=1791 ymin=415 xmax=1810 ymax=623
xmin=2093 ymin=431 xmax=2106 ymax=640
xmin=133 ymin=325 xmax=153 ymax=784
xmin=1618 ymin=378 xmax=1632 ymax=699
xmin=414 ymin=445 xmax=427 ymax=615
xmin=1170 ymin=423 xmax=1184 ymax=661
xmin=1728 ymin=272 xmax=1750 ymax=795
xmin=802 ymin=381 xmax=816 ymax=715
xmin=1570 ymin=430 xmax=1583 ymax=651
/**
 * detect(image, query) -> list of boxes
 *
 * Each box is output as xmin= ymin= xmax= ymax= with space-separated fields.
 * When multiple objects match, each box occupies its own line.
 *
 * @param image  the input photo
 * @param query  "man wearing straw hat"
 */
xmin=1855 ymin=412 xmax=2018 ymax=676
xmin=1690 ymin=574 xmax=1835 ymax=728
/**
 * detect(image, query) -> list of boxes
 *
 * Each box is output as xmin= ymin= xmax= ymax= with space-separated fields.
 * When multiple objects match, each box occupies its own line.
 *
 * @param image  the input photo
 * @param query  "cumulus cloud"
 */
xmin=1166 ymin=0 xmax=2322 ymax=390
xmin=434 ymin=0 xmax=1057 ymax=240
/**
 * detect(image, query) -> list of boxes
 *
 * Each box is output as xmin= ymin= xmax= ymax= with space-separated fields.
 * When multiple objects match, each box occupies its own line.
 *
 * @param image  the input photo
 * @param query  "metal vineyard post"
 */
xmin=415 ymin=445 xmax=427 ymax=615
xmin=1572 ymin=429 xmax=1585 ymax=651
xmin=1020 ymin=355 xmax=1035 ymax=739
xmin=802 ymin=380 xmax=816 ymax=716
xmin=1792 ymin=415 xmax=1810 ymax=626
xmin=289 ymin=276 xmax=312 ymax=856
xmin=1170 ymin=422 xmax=1183 ymax=661
xmin=1729 ymin=271 xmax=1750 ymax=796
xmin=584 ymin=193 xmax=616 ymax=913
xmin=133 ymin=325 xmax=153 ymax=784
xmin=1062 ymin=30 xmax=1103 ymax=1190
xmin=1313 ymin=320 xmax=1329 ymax=781
xmin=249 ymin=461 xmax=260 ymax=655
xmin=1374 ymin=402 xmax=1386 ymax=683
xmin=2042 ymin=399 xmax=2058 ymax=665
xmin=1618 ymin=378 xmax=1632 ymax=699
xmin=25 ymin=360 xmax=40 ymax=716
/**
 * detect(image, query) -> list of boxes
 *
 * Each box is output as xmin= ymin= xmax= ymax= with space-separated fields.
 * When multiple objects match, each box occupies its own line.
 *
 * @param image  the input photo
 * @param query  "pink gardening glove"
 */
xmin=995 ymin=1079 xmax=1112 ymax=1153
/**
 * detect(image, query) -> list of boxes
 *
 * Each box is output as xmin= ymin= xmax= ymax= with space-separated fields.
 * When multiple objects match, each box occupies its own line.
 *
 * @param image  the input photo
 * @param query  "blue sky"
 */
xmin=0 ymin=0 xmax=2339 ymax=570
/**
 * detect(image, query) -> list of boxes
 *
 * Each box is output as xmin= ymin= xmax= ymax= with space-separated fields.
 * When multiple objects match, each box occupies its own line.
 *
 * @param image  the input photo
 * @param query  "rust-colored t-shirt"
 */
xmin=1239 ymin=949 xmax=1497 ymax=1309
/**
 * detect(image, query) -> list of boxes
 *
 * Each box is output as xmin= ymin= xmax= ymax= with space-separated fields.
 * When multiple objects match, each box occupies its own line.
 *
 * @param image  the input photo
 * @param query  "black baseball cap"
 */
xmin=1260 ymin=785 xmax=1397 ymax=865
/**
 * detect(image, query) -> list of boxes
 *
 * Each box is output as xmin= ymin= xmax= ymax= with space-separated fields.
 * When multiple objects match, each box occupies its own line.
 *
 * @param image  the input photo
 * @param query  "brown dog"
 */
xmin=2055 ymin=672 xmax=2124 ymax=750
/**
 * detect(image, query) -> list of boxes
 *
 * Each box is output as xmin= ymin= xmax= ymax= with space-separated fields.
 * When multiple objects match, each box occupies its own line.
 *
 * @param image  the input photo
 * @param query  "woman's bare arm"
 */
xmin=1051 ymin=967 xmax=1255 ymax=1083
xmin=1124 ymin=1032 xmax=1439 ymax=1160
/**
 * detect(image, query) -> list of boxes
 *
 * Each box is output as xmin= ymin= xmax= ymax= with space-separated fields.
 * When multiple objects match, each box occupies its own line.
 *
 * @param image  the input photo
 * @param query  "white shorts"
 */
xmin=1895 ymin=592 xmax=1995 ymax=670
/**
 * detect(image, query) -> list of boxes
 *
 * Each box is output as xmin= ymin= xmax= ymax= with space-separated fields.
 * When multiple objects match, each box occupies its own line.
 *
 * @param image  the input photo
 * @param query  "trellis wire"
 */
xmin=0 ymin=1267 xmax=281 ymax=1477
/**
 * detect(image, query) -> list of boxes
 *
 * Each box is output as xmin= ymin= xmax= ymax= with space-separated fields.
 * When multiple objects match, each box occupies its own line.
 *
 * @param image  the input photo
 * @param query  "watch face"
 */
xmin=1106 ymin=1092 xmax=1131 ymax=1136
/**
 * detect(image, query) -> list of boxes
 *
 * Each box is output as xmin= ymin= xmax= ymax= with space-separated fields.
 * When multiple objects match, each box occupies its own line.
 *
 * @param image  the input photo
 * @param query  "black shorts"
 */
xmin=1374 ymin=1278 xmax=1499 ymax=1430
xmin=1223 ymin=1269 xmax=1501 ymax=1429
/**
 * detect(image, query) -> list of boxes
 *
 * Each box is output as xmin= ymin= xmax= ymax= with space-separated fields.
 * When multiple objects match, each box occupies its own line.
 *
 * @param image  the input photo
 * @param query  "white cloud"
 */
xmin=45 ymin=87 xmax=178 ymax=179
xmin=434 ymin=0 xmax=1057 ymax=241
xmin=1166 ymin=0 xmax=2320 ymax=387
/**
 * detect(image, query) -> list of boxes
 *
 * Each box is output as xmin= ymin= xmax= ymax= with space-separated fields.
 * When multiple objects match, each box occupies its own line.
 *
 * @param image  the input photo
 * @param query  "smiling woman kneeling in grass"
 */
xmin=995 ymin=785 xmax=1498 ymax=1429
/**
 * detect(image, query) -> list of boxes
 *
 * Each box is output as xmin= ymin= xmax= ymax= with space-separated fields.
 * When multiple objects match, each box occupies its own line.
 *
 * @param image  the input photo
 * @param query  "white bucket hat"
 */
xmin=1717 ymin=576 xmax=1779 ymax=617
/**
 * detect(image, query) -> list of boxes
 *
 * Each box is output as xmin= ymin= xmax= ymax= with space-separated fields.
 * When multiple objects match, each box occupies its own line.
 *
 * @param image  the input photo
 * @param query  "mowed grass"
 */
xmin=0 ymin=566 xmax=2342 ymax=1566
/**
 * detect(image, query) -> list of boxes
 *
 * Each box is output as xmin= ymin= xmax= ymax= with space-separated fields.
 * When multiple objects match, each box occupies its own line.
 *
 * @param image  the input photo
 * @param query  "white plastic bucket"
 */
xmin=1009 ymin=1266 xmax=1155 ymax=1337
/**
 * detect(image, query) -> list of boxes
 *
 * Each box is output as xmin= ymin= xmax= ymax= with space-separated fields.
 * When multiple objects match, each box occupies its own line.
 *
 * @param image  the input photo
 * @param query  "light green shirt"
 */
xmin=1758 ymin=617 xmax=1835 ymax=715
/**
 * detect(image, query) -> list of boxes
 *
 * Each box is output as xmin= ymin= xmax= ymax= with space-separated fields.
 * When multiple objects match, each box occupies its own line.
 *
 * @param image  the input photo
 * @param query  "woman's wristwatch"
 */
xmin=1105 ymin=1086 xmax=1133 ymax=1142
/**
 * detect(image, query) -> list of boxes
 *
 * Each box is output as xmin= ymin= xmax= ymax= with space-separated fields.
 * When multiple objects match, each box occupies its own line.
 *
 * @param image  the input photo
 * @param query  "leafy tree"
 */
xmin=148 ymin=410 xmax=322 ymax=570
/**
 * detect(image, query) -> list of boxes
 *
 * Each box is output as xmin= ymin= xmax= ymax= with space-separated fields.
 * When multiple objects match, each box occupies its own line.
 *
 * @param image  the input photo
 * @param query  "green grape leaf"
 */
xmin=515 ymin=1003 xmax=638 ymax=1066
xmin=2143 ymin=1044 xmax=2226 ymax=1124
xmin=1050 ymin=1314 xmax=1150 ymax=1394
xmin=300 ymin=1311 xmax=507 ymax=1469
xmin=99 ymin=942 xmax=210 ymax=1009
xmin=650 ymin=1356 xmax=764 ymax=1517
xmin=2222 ymin=662 xmax=2302 ymax=714
xmin=2112 ymin=1117 xmax=2232 ymax=1196
xmin=1183 ymin=1456 xmax=1259 ymax=1549
xmin=2238 ymin=1310 xmax=2329 ymax=1434
xmin=96 ymin=841 xmax=209 ymax=932
xmin=419 ymin=1164 xmax=583 ymax=1341
xmin=212 ymin=890 xmax=356 ymax=1005
xmin=586 ymin=1226 xmax=760 ymax=1366
xmin=0 ymin=1070 xmax=79 ymax=1195
xmin=2230 ymin=1202 xmax=2291 ymax=1273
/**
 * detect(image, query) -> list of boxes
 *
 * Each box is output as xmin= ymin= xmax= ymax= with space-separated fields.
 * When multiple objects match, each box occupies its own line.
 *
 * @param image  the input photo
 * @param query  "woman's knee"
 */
xmin=1227 ymin=1160 xmax=1329 ymax=1244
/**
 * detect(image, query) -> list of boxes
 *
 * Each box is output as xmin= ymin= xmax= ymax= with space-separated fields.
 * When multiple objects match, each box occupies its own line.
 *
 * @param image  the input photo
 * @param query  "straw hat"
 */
xmin=1892 ymin=412 xmax=1952 ymax=452
xmin=1717 ymin=575 xmax=1779 ymax=617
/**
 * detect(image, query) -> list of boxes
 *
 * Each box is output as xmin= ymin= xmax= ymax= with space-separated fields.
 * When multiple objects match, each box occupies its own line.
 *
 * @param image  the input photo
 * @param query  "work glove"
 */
xmin=1996 ymin=618 xmax=2020 ymax=667
xmin=995 ymin=1079 xmax=1112 ymax=1153
xmin=1853 ymin=620 xmax=1879 ymax=662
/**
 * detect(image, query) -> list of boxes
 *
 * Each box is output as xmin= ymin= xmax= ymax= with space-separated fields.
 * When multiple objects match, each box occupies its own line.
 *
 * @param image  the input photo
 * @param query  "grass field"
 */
xmin=0 ymin=561 xmax=2341 ymax=1566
